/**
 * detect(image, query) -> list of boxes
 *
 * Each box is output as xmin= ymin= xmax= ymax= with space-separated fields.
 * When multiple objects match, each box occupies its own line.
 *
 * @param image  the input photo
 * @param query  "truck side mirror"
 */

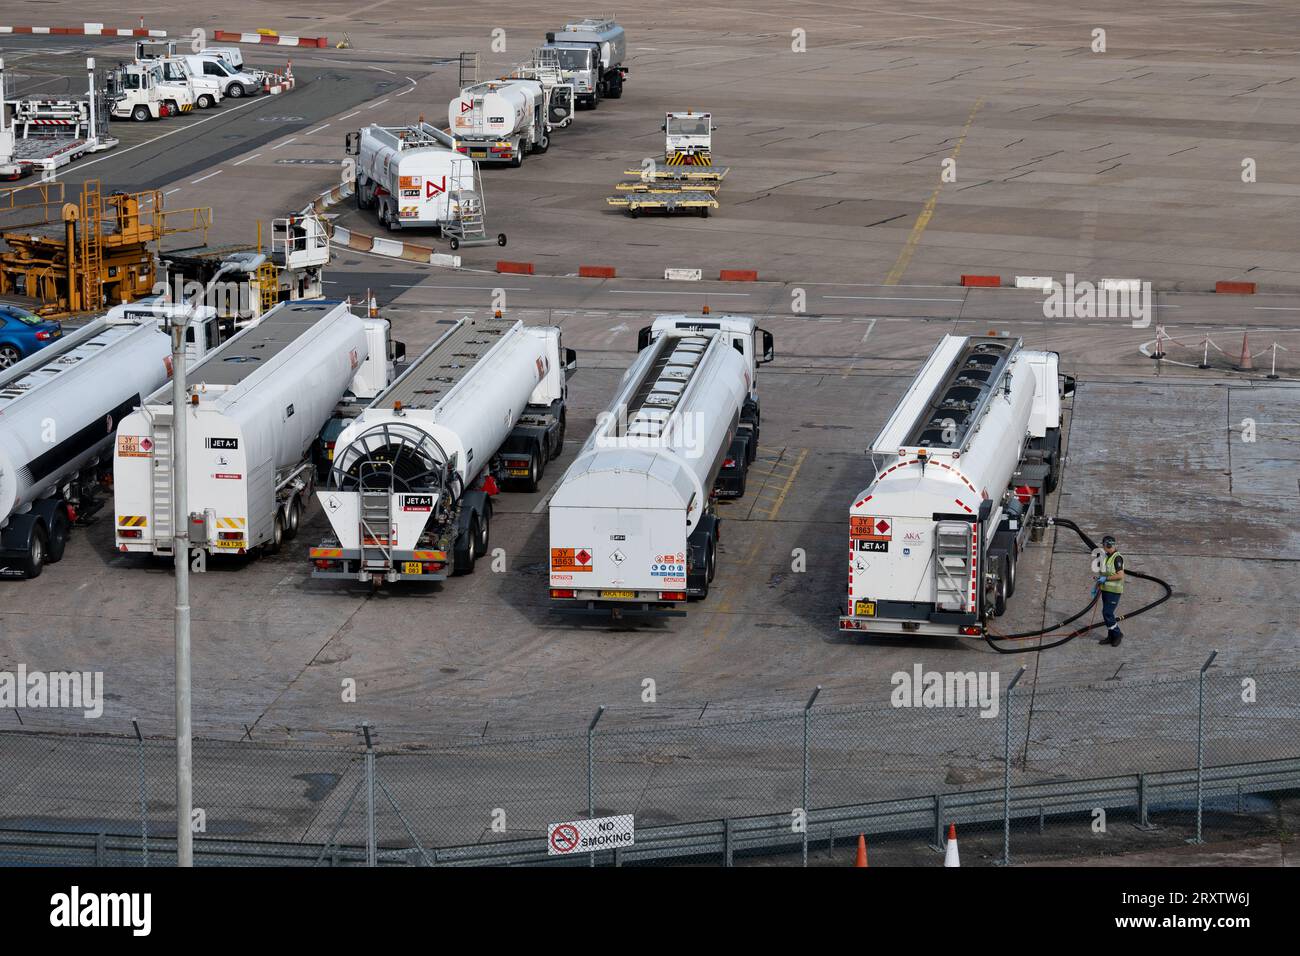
xmin=389 ymin=339 xmax=407 ymax=363
xmin=344 ymin=131 xmax=360 ymax=156
xmin=1060 ymin=373 xmax=1076 ymax=398
xmin=758 ymin=329 xmax=775 ymax=364
xmin=636 ymin=326 xmax=652 ymax=351
xmin=564 ymin=347 xmax=578 ymax=375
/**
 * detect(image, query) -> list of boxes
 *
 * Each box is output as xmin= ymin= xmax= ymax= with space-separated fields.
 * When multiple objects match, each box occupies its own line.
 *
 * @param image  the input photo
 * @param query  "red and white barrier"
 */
xmin=0 ymin=24 xmax=167 ymax=37
xmin=213 ymin=30 xmax=328 ymax=48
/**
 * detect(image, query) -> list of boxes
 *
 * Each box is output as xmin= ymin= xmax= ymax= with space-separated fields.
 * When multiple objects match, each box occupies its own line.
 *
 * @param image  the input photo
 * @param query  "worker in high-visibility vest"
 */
xmin=1095 ymin=534 xmax=1125 ymax=646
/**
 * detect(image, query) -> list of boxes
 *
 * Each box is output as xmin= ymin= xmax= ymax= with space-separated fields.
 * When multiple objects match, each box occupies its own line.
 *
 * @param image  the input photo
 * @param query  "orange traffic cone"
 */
xmin=854 ymin=833 xmax=868 ymax=867
xmin=944 ymin=823 xmax=960 ymax=867
xmin=1239 ymin=331 xmax=1254 ymax=371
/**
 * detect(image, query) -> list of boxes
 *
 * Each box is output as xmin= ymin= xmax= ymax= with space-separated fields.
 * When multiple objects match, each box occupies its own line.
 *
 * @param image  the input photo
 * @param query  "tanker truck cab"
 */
xmin=639 ymin=314 xmax=773 ymax=490
xmin=839 ymin=334 xmax=1063 ymax=638
xmin=544 ymin=18 xmax=627 ymax=108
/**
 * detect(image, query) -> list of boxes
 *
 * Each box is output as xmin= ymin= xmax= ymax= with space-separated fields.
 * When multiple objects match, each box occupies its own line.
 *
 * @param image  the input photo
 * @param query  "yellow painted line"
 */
xmin=749 ymin=448 xmax=808 ymax=522
xmin=883 ymin=96 xmax=985 ymax=286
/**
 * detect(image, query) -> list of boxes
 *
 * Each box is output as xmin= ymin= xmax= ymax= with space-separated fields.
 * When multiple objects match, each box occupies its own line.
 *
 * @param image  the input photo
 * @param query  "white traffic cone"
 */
xmin=943 ymin=823 xmax=960 ymax=867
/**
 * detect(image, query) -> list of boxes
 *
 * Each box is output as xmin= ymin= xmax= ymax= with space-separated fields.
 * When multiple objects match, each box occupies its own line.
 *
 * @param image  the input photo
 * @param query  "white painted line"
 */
xmin=270 ymin=137 xmax=298 ymax=151
xmin=57 ymin=95 xmax=268 ymax=175
xmin=610 ymin=290 xmax=750 ymax=297
xmin=367 ymin=99 xmax=390 ymax=109
xmin=232 ymin=153 xmax=262 ymax=166
xmin=823 ymin=295 xmax=962 ymax=302
xmin=415 ymin=284 xmax=530 ymax=291
xmin=860 ymin=318 xmax=877 ymax=343
xmin=395 ymin=88 xmax=413 ymax=97
xmin=163 ymin=188 xmax=181 ymax=197
xmin=190 ymin=170 xmax=222 ymax=185
xmin=1255 ymin=306 xmax=1300 ymax=311
xmin=305 ymin=123 xmax=331 ymax=135
xmin=340 ymin=110 xmax=361 ymax=120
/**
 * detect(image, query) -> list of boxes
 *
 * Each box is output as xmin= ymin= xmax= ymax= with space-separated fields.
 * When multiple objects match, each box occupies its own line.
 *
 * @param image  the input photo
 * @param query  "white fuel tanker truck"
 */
xmin=310 ymin=316 xmax=576 ymax=586
xmin=449 ymin=78 xmax=550 ymax=166
xmin=347 ymin=122 xmax=502 ymax=245
xmin=542 ymin=17 xmax=627 ymax=108
xmin=0 ymin=314 xmax=172 ymax=579
xmin=548 ymin=314 xmax=774 ymax=614
xmin=839 ymin=333 xmax=1066 ymax=638
xmin=113 ymin=300 xmax=399 ymax=561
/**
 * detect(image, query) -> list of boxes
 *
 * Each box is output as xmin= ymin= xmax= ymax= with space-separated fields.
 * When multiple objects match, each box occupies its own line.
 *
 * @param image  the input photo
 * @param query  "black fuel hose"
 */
xmin=982 ymin=518 xmax=1174 ymax=654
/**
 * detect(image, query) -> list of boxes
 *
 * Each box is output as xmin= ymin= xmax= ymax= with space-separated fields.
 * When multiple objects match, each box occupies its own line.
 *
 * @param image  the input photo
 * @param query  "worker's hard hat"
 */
xmin=1101 ymin=535 xmax=1117 ymax=548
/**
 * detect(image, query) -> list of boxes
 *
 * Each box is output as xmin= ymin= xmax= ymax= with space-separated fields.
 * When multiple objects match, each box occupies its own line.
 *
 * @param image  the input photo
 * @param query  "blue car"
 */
xmin=0 ymin=304 xmax=62 ymax=369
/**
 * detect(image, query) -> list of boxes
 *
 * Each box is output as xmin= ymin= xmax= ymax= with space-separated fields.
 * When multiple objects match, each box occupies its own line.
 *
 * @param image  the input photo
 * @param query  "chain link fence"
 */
xmin=1 ymin=659 xmax=1297 ymax=866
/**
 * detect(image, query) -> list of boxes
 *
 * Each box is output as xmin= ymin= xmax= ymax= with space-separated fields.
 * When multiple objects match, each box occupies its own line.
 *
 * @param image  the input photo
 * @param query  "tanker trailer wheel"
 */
xmin=284 ymin=498 xmax=302 ymax=540
xmin=22 ymin=526 xmax=47 ymax=579
xmin=264 ymin=513 xmax=284 ymax=556
xmin=497 ymin=233 xmax=507 ymax=247
xmin=992 ymin=557 xmax=1009 ymax=616
xmin=521 ymin=448 xmax=542 ymax=493
xmin=1005 ymin=548 xmax=1018 ymax=597
xmin=48 ymin=508 xmax=71 ymax=563
xmin=706 ymin=532 xmax=717 ymax=584
xmin=475 ymin=501 xmax=491 ymax=557
xmin=453 ymin=517 xmax=479 ymax=575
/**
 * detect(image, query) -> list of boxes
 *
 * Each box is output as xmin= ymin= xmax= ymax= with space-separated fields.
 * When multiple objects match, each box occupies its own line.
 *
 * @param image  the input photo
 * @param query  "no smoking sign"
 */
xmin=546 ymin=814 xmax=635 ymax=855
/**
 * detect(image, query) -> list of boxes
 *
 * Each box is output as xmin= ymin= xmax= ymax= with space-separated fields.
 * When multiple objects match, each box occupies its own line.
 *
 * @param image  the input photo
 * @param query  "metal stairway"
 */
xmin=150 ymin=413 xmax=174 ymax=554
xmin=934 ymin=521 xmax=973 ymax=611
xmin=358 ymin=462 xmax=394 ymax=570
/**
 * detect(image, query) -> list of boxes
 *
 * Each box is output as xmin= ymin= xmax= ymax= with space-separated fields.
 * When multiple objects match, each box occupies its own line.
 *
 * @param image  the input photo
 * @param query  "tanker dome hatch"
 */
xmin=328 ymin=420 xmax=452 ymax=494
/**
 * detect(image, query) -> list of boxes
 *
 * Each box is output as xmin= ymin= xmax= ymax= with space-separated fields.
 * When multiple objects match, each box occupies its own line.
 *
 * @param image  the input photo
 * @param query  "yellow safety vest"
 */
xmin=1101 ymin=551 xmax=1124 ymax=594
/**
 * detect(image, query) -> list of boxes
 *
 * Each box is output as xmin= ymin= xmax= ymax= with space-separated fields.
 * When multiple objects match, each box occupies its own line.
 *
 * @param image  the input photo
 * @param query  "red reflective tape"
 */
xmin=578 ymin=265 xmax=616 ymax=279
xmin=719 ymin=269 xmax=758 ymax=282
xmin=1215 ymin=281 xmax=1256 ymax=295
xmin=497 ymin=260 xmax=534 ymax=275
xmin=960 ymin=274 xmax=1001 ymax=287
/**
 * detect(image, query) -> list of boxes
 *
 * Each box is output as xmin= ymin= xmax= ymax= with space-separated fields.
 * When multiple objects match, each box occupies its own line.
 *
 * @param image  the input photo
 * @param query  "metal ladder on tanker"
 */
xmin=358 ymin=462 xmax=395 ymax=571
xmin=934 ymin=522 xmax=974 ymax=612
xmin=443 ymin=161 xmax=496 ymax=249
xmin=150 ymin=412 xmax=174 ymax=555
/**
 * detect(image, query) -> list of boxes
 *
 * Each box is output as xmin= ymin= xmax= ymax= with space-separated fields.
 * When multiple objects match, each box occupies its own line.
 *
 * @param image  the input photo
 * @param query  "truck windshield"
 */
xmin=669 ymin=118 xmax=710 ymax=136
xmin=555 ymin=49 xmax=591 ymax=70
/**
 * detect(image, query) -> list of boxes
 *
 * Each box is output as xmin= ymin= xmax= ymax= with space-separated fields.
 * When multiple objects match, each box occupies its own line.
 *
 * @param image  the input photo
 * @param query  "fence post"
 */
xmin=723 ymin=818 xmax=733 ymax=868
xmin=587 ymin=705 xmax=605 ymax=868
xmin=133 ymin=719 xmax=148 ymax=868
xmin=801 ymin=685 xmax=821 ymax=867
xmin=1000 ymin=665 xmax=1026 ymax=866
xmin=1191 ymin=651 xmax=1217 ymax=845
xmin=361 ymin=722 xmax=376 ymax=867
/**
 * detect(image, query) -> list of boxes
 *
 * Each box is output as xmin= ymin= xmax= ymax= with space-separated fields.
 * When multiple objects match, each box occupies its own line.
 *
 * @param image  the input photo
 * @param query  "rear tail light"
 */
xmin=723 ymin=458 xmax=736 ymax=468
xmin=118 ymin=529 xmax=142 ymax=539
xmin=218 ymin=531 xmax=242 ymax=540
xmin=551 ymin=589 xmax=575 ymax=599
xmin=659 ymin=591 xmax=686 ymax=602
xmin=423 ymin=562 xmax=444 ymax=572
xmin=314 ymin=560 xmax=333 ymax=570
xmin=960 ymin=625 xmax=983 ymax=636
xmin=36 ymin=330 xmax=53 ymax=340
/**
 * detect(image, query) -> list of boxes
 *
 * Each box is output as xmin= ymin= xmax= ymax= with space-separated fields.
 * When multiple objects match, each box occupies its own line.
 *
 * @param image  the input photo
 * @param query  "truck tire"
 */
xmin=520 ymin=447 xmax=542 ymax=493
xmin=511 ymin=149 xmax=524 ymax=169
xmin=284 ymin=497 xmax=302 ymax=540
xmin=993 ymin=556 xmax=1009 ymax=616
xmin=590 ymin=88 xmax=600 ymax=110
xmin=197 ymin=94 xmax=215 ymax=109
xmin=454 ymin=517 xmax=478 ymax=575
xmin=553 ymin=410 xmax=566 ymax=456
xmin=132 ymin=105 xmax=150 ymax=122
xmin=48 ymin=508 xmax=70 ymax=563
xmin=535 ymin=134 xmax=550 ymax=154
xmin=476 ymin=501 xmax=491 ymax=557
xmin=706 ymin=532 xmax=717 ymax=583
xmin=264 ymin=513 xmax=284 ymax=555
xmin=22 ymin=525 xmax=47 ymax=579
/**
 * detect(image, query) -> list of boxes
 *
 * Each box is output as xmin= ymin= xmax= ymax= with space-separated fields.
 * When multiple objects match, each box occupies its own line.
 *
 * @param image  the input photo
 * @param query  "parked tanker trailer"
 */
xmin=310 ymin=316 xmax=576 ymax=586
xmin=113 ymin=300 xmax=398 ymax=560
xmin=839 ymin=333 xmax=1067 ymax=637
xmin=549 ymin=314 xmax=774 ymax=613
xmin=346 ymin=122 xmax=503 ymax=246
xmin=449 ymin=78 xmax=550 ymax=166
xmin=0 ymin=314 xmax=173 ymax=579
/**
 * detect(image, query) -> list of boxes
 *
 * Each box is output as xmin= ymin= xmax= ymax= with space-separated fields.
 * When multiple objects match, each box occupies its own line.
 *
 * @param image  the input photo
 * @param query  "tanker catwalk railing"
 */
xmin=0 ymin=662 xmax=1295 ymax=866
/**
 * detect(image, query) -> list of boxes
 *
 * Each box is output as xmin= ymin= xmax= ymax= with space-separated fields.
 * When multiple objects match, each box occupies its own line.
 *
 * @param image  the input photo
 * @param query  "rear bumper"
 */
xmin=309 ymin=545 xmax=448 ymax=582
xmin=551 ymin=599 xmax=686 ymax=618
xmin=838 ymin=613 xmax=982 ymax=637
